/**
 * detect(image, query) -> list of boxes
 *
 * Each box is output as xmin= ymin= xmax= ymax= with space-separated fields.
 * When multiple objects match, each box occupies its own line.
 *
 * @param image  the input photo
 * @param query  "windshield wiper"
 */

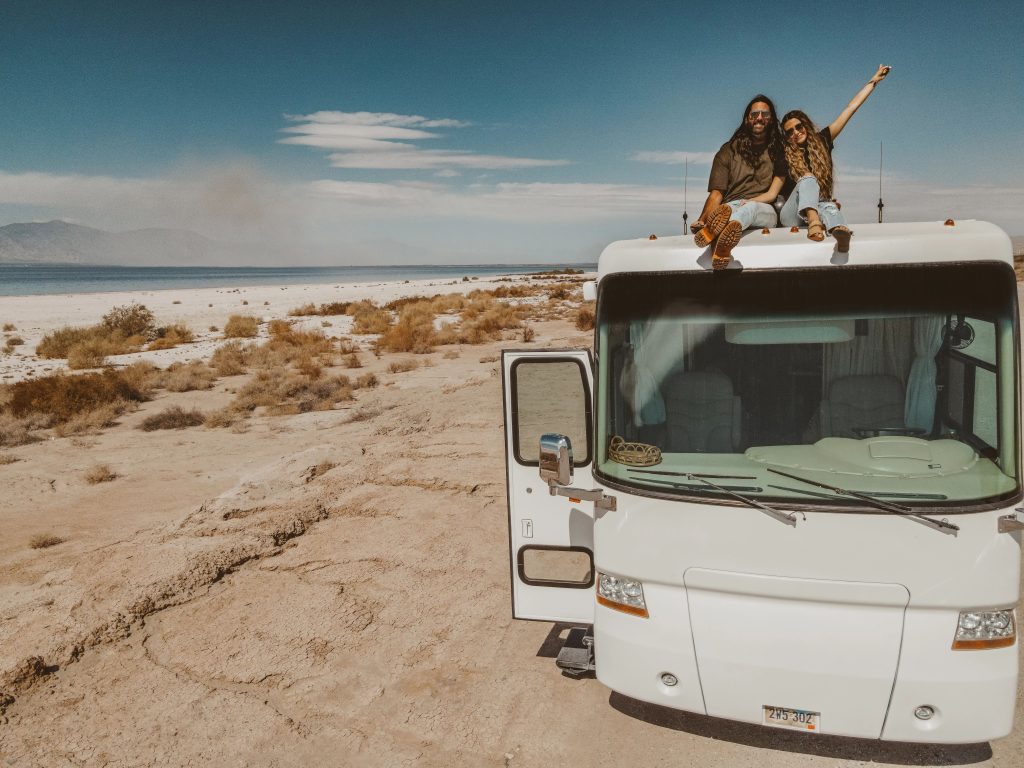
xmin=627 ymin=469 xmax=799 ymax=526
xmin=766 ymin=467 xmax=959 ymax=533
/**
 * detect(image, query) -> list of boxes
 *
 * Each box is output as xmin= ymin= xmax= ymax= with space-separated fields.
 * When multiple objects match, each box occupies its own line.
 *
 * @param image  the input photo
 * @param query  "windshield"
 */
xmin=595 ymin=263 xmax=1019 ymax=510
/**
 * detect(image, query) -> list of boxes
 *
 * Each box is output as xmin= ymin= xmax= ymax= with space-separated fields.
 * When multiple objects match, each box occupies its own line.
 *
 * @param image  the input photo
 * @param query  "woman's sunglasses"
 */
xmin=784 ymin=124 xmax=806 ymax=136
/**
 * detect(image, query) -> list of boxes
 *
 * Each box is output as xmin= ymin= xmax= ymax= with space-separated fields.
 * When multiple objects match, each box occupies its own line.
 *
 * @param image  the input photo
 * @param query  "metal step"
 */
xmin=555 ymin=626 xmax=595 ymax=677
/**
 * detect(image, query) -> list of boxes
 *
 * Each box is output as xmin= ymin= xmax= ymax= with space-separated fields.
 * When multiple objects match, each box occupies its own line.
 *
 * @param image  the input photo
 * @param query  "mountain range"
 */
xmin=0 ymin=221 xmax=237 ymax=267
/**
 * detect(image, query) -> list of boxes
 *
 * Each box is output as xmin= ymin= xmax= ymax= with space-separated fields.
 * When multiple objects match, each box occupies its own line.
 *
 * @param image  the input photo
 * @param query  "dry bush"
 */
xmin=7 ymin=370 xmax=147 ymax=424
xmin=67 ymin=339 xmax=111 ymax=369
xmin=208 ymin=325 xmax=218 ymax=332
xmin=349 ymin=301 xmax=392 ymax=334
xmin=147 ymin=324 xmax=194 ymax=350
xmin=230 ymin=370 xmax=353 ymax=415
xmin=210 ymin=342 xmax=248 ymax=376
xmin=338 ymin=337 xmax=357 ymax=354
xmin=0 ymin=413 xmax=43 ymax=447
xmin=84 ymin=464 xmax=117 ymax=484
xmin=456 ymin=299 xmax=525 ymax=344
xmin=102 ymin=303 xmax=155 ymax=338
xmin=138 ymin=406 xmax=206 ymax=431
xmin=387 ymin=359 xmax=419 ymax=373
xmin=242 ymin=300 xmax=249 ymax=305
xmin=289 ymin=303 xmax=318 ymax=317
xmin=2 ymin=323 xmax=15 ymax=331
xmin=355 ymin=372 xmax=379 ymax=389
xmin=203 ymin=408 xmax=240 ymax=428
xmin=479 ymin=355 xmax=498 ymax=363
xmin=346 ymin=406 xmax=381 ymax=422
xmin=4 ymin=336 xmax=24 ymax=353
xmin=343 ymin=352 xmax=362 ymax=369
xmin=267 ymin=319 xmax=292 ymax=337
xmin=384 ymin=295 xmax=433 ymax=312
xmin=118 ymin=361 xmax=160 ymax=397
xmin=53 ymin=399 xmax=133 ymax=437
xmin=295 ymin=354 xmax=323 ymax=379
xmin=319 ymin=301 xmax=351 ymax=315
xmin=443 ymin=349 xmax=460 ymax=359
xmin=158 ymin=360 xmax=218 ymax=392
xmin=522 ymin=326 xmax=536 ymax=342
xmin=223 ymin=315 xmax=259 ymax=338
xmin=0 ymin=452 xmax=18 ymax=464
xmin=321 ymin=320 xmax=331 ymax=328
xmin=172 ymin=300 xmax=182 ymax=304
xmin=29 ymin=534 xmax=65 ymax=549
xmin=376 ymin=301 xmax=438 ymax=353
xmin=575 ymin=305 xmax=596 ymax=331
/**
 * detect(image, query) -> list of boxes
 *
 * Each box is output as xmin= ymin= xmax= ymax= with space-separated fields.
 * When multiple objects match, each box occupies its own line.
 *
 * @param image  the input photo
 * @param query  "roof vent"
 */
xmin=944 ymin=219 xmax=955 ymax=227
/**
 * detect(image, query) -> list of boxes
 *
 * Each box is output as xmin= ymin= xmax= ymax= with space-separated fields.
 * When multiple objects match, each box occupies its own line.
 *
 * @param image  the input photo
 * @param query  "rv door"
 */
xmin=502 ymin=349 xmax=596 ymax=623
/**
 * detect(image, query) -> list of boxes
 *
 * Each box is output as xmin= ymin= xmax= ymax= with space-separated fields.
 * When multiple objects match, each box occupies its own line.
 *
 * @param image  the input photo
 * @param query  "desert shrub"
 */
xmin=223 ymin=315 xmax=259 ymax=338
xmin=29 ymin=534 xmax=65 ymax=549
xmin=522 ymin=326 xmax=536 ymax=342
xmin=338 ymin=337 xmax=357 ymax=354
xmin=267 ymin=319 xmax=293 ymax=337
xmin=208 ymin=325 xmax=219 ymax=332
xmin=319 ymin=301 xmax=350 ymax=315
xmin=384 ymin=295 xmax=433 ymax=312
xmin=53 ymin=399 xmax=133 ymax=437
xmin=294 ymin=354 xmax=323 ymax=379
xmin=102 ymin=303 xmax=155 ymax=339
xmin=4 ymin=336 xmax=24 ymax=352
xmin=0 ymin=413 xmax=44 ymax=447
xmin=575 ymin=305 xmax=596 ymax=331
xmin=67 ymin=340 xmax=111 ymax=370
xmin=84 ymin=464 xmax=117 ymax=484
xmin=210 ymin=342 xmax=248 ymax=376
xmin=118 ymin=362 xmax=160 ymax=397
xmin=38 ymin=324 xmax=145 ymax=360
xmin=387 ymin=359 xmax=418 ymax=373
xmin=376 ymin=301 xmax=438 ymax=353
xmin=288 ymin=303 xmax=318 ymax=317
xmin=355 ymin=372 xmax=379 ymax=389
xmin=343 ymin=353 xmax=362 ymax=369
xmin=349 ymin=301 xmax=392 ymax=334
xmin=479 ymin=355 xmax=498 ymax=363
xmin=2 ymin=323 xmax=15 ymax=331
xmin=242 ymin=300 xmax=249 ymax=305
xmin=138 ymin=406 xmax=205 ymax=431
xmin=0 ymin=452 xmax=17 ymax=464
xmin=203 ymin=408 xmax=240 ymax=428
xmin=37 ymin=326 xmax=101 ymax=359
xmin=7 ymin=370 xmax=146 ymax=424
xmin=442 ymin=349 xmax=460 ymax=359
xmin=321 ymin=320 xmax=331 ymax=328
xmin=231 ymin=370 xmax=353 ymax=415
xmin=147 ymin=324 xmax=194 ymax=350
xmin=158 ymin=360 xmax=218 ymax=392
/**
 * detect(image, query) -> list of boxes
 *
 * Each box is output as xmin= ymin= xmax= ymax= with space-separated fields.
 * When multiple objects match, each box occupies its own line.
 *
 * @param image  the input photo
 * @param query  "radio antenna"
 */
xmin=877 ymin=141 xmax=885 ymax=223
xmin=682 ymin=156 xmax=689 ymax=234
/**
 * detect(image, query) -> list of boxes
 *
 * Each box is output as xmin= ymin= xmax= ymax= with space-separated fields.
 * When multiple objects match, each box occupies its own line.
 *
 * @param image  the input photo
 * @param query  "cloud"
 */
xmin=281 ymin=111 xmax=569 ymax=171
xmin=632 ymin=150 xmax=717 ymax=166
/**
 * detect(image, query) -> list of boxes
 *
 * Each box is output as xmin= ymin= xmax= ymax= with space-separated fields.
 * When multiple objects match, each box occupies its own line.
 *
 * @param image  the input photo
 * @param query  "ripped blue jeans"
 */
xmin=779 ymin=175 xmax=845 ymax=231
xmin=725 ymin=199 xmax=777 ymax=230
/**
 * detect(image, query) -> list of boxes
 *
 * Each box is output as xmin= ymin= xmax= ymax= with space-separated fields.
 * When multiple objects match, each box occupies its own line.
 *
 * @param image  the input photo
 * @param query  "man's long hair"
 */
xmin=782 ymin=109 xmax=834 ymax=200
xmin=729 ymin=94 xmax=783 ymax=168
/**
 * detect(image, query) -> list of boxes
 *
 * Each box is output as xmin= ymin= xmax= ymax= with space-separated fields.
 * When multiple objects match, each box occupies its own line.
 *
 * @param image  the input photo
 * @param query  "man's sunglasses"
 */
xmin=784 ymin=124 xmax=806 ymax=136
xmin=748 ymin=110 xmax=772 ymax=119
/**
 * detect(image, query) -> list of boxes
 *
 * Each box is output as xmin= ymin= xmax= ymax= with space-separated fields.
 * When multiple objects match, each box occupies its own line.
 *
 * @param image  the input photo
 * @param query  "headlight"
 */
xmin=597 ymin=572 xmax=648 ymax=618
xmin=952 ymin=609 xmax=1016 ymax=650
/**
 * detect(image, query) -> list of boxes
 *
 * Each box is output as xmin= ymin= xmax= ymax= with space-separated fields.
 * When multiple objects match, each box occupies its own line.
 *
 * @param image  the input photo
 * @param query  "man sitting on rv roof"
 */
xmin=691 ymin=95 xmax=787 ymax=270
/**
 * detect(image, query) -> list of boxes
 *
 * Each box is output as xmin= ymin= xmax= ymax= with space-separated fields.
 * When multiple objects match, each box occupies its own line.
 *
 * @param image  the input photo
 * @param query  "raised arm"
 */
xmin=828 ymin=65 xmax=891 ymax=140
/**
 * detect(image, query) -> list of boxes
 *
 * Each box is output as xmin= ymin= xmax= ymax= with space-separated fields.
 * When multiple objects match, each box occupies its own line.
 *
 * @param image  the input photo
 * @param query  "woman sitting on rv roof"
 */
xmin=779 ymin=64 xmax=891 ymax=253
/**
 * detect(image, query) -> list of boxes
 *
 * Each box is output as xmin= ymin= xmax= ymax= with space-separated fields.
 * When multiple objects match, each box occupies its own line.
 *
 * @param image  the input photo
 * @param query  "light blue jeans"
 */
xmin=726 ymin=199 xmax=777 ymax=230
xmin=779 ymin=175 xmax=845 ymax=230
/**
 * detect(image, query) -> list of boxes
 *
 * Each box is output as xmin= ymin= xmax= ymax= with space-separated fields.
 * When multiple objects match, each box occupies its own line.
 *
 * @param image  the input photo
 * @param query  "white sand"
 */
xmin=0 ymin=274 xmax=557 ymax=382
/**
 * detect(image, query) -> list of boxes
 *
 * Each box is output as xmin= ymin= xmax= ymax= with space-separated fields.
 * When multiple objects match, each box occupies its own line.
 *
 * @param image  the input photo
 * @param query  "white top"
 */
xmin=598 ymin=220 xmax=1013 ymax=278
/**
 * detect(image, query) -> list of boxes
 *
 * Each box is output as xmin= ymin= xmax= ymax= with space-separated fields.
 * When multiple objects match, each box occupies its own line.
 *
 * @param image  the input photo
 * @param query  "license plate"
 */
xmin=763 ymin=705 xmax=820 ymax=732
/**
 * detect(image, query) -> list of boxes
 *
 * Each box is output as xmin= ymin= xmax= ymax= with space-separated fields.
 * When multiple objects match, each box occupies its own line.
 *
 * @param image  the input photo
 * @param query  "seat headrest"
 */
xmin=666 ymin=371 xmax=734 ymax=401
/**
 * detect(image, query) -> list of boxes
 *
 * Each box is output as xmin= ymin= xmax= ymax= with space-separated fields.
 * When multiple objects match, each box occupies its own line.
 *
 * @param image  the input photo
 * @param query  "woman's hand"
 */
xmin=870 ymin=64 xmax=891 ymax=84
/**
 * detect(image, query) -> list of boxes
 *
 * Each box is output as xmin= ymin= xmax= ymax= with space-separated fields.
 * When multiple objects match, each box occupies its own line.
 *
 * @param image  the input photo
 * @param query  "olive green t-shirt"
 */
xmin=708 ymin=140 xmax=786 ymax=202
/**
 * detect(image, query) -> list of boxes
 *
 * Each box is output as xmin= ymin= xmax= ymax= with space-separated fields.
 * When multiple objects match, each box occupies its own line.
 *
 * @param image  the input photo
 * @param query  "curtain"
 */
xmin=904 ymin=315 xmax=945 ymax=431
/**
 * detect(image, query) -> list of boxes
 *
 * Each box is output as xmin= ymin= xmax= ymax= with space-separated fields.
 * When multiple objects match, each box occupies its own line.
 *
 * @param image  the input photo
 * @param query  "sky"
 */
xmin=0 ymin=1 xmax=1022 ymax=265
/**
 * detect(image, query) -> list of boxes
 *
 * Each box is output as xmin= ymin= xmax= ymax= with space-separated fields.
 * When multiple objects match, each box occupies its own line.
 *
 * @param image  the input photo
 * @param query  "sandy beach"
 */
xmin=0 ymin=275 xmax=1021 ymax=767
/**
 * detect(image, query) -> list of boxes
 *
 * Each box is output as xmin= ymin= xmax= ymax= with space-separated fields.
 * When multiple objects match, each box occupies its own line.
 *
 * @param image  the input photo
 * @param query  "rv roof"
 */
xmin=598 ymin=220 xmax=1013 ymax=278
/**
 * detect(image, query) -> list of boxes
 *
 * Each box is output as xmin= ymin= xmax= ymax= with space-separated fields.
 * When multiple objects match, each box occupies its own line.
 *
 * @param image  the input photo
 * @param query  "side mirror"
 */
xmin=539 ymin=433 xmax=573 ymax=486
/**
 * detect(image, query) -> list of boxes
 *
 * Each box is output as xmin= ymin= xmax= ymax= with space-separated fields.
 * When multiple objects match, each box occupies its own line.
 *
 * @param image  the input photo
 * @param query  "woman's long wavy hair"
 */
xmin=729 ymin=94 xmax=784 ymax=168
xmin=782 ymin=109 xmax=834 ymax=200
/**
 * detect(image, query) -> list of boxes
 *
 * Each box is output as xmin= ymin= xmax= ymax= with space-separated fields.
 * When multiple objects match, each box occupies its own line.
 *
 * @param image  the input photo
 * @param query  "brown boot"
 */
xmin=694 ymin=204 xmax=732 ymax=248
xmin=711 ymin=221 xmax=742 ymax=270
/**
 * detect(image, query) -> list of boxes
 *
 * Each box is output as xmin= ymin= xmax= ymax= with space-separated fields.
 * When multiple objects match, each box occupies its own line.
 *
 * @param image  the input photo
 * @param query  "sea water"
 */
xmin=0 ymin=263 xmax=595 ymax=297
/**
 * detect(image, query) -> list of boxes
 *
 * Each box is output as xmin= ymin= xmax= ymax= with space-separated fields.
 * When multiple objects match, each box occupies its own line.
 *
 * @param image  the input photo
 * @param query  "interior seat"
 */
xmin=818 ymin=374 xmax=905 ymax=439
xmin=663 ymin=371 xmax=742 ymax=452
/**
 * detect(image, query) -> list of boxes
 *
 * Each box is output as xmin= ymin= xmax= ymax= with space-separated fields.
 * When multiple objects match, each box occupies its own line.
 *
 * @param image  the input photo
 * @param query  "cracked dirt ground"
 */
xmin=1 ymin=320 xmax=1022 ymax=767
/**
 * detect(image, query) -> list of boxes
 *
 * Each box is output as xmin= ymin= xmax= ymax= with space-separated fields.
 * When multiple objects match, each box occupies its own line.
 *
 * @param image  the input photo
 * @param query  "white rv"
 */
xmin=501 ymin=220 xmax=1021 ymax=743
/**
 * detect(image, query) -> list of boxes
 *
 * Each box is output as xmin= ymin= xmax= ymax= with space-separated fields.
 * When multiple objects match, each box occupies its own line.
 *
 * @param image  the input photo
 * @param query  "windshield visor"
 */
xmin=596 ymin=263 xmax=1019 ymax=510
